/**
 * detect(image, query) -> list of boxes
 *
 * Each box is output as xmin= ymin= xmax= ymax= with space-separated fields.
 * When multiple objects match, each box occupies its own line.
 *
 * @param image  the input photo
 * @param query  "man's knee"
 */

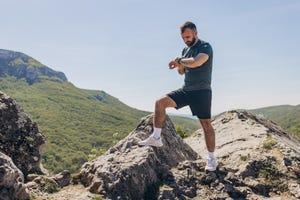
xmin=155 ymin=96 xmax=176 ymax=109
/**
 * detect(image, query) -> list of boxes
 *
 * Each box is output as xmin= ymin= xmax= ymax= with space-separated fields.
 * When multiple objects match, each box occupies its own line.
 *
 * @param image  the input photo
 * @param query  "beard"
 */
xmin=186 ymin=36 xmax=196 ymax=47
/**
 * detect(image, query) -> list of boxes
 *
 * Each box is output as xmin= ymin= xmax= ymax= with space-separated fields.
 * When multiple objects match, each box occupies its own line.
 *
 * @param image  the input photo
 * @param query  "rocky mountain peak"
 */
xmin=0 ymin=49 xmax=67 ymax=84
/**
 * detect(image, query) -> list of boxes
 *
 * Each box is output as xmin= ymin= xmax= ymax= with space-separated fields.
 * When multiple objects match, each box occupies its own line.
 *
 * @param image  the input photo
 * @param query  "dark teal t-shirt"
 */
xmin=182 ymin=39 xmax=213 ymax=91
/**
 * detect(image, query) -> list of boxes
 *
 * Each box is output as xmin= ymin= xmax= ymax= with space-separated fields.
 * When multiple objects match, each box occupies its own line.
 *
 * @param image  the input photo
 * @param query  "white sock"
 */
xmin=151 ymin=127 xmax=161 ymax=139
xmin=208 ymin=151 xmax=215 ymax=159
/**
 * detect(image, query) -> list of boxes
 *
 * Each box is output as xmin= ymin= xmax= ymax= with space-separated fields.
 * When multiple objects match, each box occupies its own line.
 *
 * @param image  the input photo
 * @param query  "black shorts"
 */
xmin=167 ymin=88 xmax=212 ymax=119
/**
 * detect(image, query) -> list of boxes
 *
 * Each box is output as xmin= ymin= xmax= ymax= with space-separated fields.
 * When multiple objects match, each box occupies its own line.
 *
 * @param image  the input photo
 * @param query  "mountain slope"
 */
xmin=0 ymin=76 xmax=148 ymax=173
xmin=248 ymin=105 xmax=300 ymax=138
xmin=0 ymin=49 xmax=199 ymax=173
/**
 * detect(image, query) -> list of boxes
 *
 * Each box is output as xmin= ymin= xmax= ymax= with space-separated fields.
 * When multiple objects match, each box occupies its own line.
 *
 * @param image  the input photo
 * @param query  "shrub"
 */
xmin=263 ymin=134 xmax=277 ymax=150
xmin=176 ymin=125 xmax=189 ymax=138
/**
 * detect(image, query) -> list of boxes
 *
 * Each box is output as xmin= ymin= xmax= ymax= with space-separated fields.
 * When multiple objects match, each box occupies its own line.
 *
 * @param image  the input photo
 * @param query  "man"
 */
xmin=139 ymin=21 xmax=218 ymax=171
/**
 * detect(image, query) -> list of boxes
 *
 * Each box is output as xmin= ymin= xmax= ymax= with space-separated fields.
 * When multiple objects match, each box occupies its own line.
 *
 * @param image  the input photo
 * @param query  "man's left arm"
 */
xmin=178 ymin=53 xmax=209 ymax=68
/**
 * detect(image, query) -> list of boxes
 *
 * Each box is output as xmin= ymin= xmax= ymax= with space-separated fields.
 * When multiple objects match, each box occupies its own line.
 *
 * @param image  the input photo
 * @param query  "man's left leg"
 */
xmin=200 ymin=119 xmax=218 ymax=171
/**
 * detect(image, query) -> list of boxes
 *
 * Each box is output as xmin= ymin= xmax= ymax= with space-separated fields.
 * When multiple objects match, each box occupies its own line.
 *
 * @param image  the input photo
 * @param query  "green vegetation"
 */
xmin=249 ymin=105 xmax=300 ymax=138
xmin=9 ymin=56 xmax=44 ymax=68
xmin=91 ymin=195 xmax=104 ymax=200
xmin=175 ymin=125 xmax=189 ymax=138
xmin=263 ymin=134 xmax=277 ymax=150
xmin=29 ymin=194 xmax=45 ymax=200
xmin=0 ymin=76 xmax=199 ymax=173
xmin=171 ymin=116 xmax=199 ymax=137
xmin=88 ymin=148 xmax=107 ymax=161
xmin=240 ymin=154 xmax=250 ymax=161
xmin=33 ymin=176 xmax=60 ymax=193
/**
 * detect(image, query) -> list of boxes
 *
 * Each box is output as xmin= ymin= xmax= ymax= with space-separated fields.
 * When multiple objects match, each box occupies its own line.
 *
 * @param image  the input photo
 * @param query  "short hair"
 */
xmin=180 ymin=21 xmax=197 ymax=33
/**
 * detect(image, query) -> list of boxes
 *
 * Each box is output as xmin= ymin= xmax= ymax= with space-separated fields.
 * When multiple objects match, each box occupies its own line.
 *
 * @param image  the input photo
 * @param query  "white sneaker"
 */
xmin=205 ymin=157 xmax=218 ymax=171
xmin=138 ymin=136 xmax=163 ymax=147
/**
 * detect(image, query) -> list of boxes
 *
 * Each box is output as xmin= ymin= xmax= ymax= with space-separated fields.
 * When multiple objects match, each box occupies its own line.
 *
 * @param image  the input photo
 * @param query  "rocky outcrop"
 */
xmin=26 ymin=170 xmax=72 ymax=199
xmin=80 ymin=114 xmax=198 ymax=200
xmin=0 ymin=152 xmax=29 ymax=200
xmin=183 ymin=110 xmax=300 ymax=199
xmin=79 ymin=110 xmax=300 ymax=200
xmin=0 ymin=91 xmax=46 ymax=176
xmin=52 ymin=170 xmax=72 ymax=188
xmin=0 ymin=49 xmax=67 ymax=84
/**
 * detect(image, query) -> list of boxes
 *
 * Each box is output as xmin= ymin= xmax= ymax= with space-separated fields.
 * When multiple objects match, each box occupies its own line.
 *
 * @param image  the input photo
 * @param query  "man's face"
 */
xmin=181 ymin=28 xmax=197 ymax=47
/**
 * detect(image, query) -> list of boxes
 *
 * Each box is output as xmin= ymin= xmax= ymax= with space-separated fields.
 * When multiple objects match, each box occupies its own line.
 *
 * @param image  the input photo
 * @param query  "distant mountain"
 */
xmin=0 ymin=49 xmax=67 ymax=84
xmin=0 ymin=49 xmax=199 ymax=173
xmin=248 ymin=104 xmax=300 ymax=138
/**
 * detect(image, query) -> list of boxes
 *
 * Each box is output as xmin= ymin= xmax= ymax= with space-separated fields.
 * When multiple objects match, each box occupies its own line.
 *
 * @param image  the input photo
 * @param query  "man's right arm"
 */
xmin=169 ymin=58 xmax=184 ymax=75
xmin=177 ymin=64 xmax=185 ymax=75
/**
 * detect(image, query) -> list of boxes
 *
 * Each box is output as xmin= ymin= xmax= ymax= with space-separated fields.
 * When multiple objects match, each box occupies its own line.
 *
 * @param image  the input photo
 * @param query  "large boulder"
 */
xmin=80 ymin=114 xmax=198 ymax=200
xmin=0 ymin=91 xmax=46 ymax=176
xmin=0 ymin=152 xmax=29 ymax=200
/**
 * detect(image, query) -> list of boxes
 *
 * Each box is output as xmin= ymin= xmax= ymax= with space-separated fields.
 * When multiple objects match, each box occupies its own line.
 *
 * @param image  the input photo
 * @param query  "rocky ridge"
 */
xmin=79 ymin=111 xmax=300 ymax=200
xmin=184 ymin=110 xmax=300 ymax=199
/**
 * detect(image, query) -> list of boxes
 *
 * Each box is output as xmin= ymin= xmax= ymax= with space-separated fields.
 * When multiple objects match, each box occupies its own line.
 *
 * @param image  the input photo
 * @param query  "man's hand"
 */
xmin=169 ymin=58 xmax=184 ymax=75
xmin=169 ymin=58 xmax=181 ymax=69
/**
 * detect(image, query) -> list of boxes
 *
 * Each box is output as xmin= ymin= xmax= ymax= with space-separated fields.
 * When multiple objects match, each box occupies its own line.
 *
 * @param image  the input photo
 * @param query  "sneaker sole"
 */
xmin=205 ymin=165 xmax=219 ymax=172
xmin=138 ymin=143 xmax=163 ymax=147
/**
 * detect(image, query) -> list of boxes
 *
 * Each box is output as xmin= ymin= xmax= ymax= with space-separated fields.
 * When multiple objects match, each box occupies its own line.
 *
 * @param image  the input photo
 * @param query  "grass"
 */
xmin=263 ymin=134 xmax=277 ymax=150
xmin=240 ymin=154 xmax=250 ymax=161
xmin=33 ymin=176 xmax=60 ymax=193
xmin=91 ymin=195 xmax=104 ymax=200
xmin=29 ymin=194 xmax=46 ymax=200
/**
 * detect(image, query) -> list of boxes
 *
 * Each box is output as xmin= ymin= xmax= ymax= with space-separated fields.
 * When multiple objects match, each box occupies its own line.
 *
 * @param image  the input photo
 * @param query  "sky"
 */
xmin=1 ymin=0 xmax=300 ymax=116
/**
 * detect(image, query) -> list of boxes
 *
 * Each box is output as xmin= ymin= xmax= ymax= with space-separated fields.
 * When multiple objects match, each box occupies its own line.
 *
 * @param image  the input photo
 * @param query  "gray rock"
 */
xmin=80 ymin=114 xmax=198 ymax=200
xmin=0 ymin=152 xmax=29 ymax=200
xmin=26 ymin=174 xmax=39 ymax=182
xmin=0 ymin=92 xmax=46 ymax=176
xmin=289 ymin=183 xmax=300 ymax=198
xmin=52 ymin=170 xmax=71 ymax=188
xmin=29 ymin=176 xmax=60 ymax=194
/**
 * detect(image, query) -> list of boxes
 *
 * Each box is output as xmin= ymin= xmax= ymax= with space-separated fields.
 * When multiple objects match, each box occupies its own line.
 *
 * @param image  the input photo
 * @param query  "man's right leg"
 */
xmin=138 ymin=96 xmax=177 ymax=147
xmin=154 ymin=96 xmax=177 ymax=128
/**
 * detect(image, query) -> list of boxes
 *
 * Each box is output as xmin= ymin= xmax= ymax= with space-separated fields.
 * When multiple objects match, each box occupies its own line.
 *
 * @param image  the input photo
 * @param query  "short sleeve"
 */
xmin=199 ymin=43 xmax=212 ymax=56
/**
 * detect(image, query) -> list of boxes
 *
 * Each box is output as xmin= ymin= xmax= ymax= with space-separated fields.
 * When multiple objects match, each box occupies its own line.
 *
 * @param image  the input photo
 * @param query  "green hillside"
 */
xmin=0 ymin=49 xmax=199 ymax=173
xmin=249 ymin=105 xmax=300 ymax=138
